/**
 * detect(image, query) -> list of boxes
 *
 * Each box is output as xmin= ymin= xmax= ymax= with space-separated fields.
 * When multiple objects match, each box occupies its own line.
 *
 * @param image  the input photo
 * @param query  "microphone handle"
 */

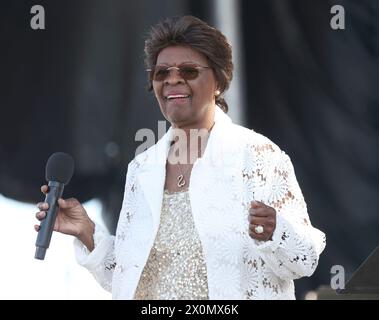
xmin=35 ymin=181 xmax=65 ymax=260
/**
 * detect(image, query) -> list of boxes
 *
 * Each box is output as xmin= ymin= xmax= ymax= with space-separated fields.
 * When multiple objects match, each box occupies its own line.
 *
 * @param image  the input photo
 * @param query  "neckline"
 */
xmin=164 ymin=189 xmax=189 ymax=195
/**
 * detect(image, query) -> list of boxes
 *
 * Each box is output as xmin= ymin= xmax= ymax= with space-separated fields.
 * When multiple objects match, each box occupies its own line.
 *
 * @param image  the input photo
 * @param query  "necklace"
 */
xmin=176 ymin=163 xmax=192 ymax=188
xmin=171 ymin=121 xmax=215 ymax=188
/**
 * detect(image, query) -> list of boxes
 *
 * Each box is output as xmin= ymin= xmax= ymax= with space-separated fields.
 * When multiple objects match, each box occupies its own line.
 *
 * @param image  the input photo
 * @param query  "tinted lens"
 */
xmin=179 ymin=67 xmax=199 ymax=80
xmin=151 ymin=65 xmax=201 ymax=81
xmin=153 ymin=67 xmax=170 ymax=81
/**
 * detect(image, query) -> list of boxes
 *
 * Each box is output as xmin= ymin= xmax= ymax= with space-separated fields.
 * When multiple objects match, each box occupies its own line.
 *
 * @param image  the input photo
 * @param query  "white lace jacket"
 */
xmin=74 ymin=106 xmax=326 ymax=300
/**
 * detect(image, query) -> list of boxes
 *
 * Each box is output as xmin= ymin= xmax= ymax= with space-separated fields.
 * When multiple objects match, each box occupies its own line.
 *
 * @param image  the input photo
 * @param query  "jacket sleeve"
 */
xmin=252 ymin=150 xmax=326 ymax=280
xmin=74 ymin=223 xmax=116 ymax=292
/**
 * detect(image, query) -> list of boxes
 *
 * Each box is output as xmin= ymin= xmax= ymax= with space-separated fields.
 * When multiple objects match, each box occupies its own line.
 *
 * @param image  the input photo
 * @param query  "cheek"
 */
xmin=193 ymin=72 xmax=217 ymax=98
xmin=152 ymin=82 xmax=159 ymax=96
xmin=192 ymin=81 xmax=216 ymax=101
xmin=153 ymin=83 xmax=163 ymax=101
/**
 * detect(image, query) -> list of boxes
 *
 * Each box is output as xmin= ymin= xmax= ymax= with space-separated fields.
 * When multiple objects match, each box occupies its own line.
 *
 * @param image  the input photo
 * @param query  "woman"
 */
xmin=35 ymin=15 xmax=326 ymax=299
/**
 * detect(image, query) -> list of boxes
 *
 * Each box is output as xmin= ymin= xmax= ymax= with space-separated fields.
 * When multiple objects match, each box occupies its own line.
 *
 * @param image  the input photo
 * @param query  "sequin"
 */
xmin=134 ymin=189 xmax=209 ymax=299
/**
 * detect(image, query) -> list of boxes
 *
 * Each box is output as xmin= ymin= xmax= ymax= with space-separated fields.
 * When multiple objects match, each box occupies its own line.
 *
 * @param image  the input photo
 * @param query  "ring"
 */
xmin=254 ymin=225 xmax=264 ymax=234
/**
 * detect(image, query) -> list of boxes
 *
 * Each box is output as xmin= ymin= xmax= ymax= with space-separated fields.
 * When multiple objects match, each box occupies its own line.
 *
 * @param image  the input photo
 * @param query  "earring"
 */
xmin=215 ymin=90 xmax=221 ymax=96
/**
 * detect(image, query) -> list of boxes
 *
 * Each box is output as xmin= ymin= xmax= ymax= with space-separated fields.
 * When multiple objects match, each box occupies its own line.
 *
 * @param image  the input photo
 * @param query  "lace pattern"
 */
xmin=74 ymin=107 xmax=326 ymax=299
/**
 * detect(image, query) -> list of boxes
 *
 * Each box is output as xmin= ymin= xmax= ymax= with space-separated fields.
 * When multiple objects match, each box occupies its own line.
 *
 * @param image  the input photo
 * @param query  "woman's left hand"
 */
xmin=248 ymin=201 xmax=276 ymax=241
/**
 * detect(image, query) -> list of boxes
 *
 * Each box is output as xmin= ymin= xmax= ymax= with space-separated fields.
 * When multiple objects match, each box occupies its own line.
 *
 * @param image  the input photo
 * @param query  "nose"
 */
xmin=164 ymin=68 xmax=185 ymax=85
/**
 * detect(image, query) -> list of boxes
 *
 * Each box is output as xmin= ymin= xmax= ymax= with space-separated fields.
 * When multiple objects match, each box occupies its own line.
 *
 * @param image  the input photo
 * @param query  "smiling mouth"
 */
xmin=164 ymin=94 xmax=191 ymax=101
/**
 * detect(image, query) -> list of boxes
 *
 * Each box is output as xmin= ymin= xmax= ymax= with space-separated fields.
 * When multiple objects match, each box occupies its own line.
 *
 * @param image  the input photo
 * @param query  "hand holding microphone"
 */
xmin=34 ymin=152 xmax=95 ymax=260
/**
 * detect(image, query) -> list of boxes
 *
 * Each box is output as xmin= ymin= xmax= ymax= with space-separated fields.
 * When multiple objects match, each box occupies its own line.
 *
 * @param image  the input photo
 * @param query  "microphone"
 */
xmin=35 ymin=152 xmax=74 ymax=260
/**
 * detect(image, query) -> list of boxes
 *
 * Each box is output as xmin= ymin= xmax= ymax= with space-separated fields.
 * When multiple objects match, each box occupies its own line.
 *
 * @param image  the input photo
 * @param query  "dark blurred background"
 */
xmin=1 ymin=0 xmax=378 ymax=299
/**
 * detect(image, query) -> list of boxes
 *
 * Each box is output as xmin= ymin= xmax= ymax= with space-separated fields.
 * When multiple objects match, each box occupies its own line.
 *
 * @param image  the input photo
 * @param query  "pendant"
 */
xmin=177 ymin=174 xmax=186 ymax=188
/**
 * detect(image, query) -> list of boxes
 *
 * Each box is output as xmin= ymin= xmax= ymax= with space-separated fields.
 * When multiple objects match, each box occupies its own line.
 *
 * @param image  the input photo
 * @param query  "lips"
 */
xmin=164 ymin=92 xmax=191 ymax=101
xmin=166 ymin=94 xmax=190 ymax=100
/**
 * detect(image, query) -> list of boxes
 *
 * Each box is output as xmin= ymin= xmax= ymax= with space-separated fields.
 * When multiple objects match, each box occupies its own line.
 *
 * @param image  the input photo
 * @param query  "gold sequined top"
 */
xmin=134 ymin=189 xmax=209 ymax=300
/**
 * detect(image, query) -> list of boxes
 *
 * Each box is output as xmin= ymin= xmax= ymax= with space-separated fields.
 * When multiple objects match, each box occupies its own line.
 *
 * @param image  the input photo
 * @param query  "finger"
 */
xmin=249 ymin=207 xmax=270 ymax=217
xmin=249 ymin=224 xmax=274 ymax=239
xmin=248 ymin=229 xmax=267 ymax=241
xmin=251 ymin=200 xmax=268 ymax=208
xmin=34 ymin=224 xmax=40 ymax=232
xmin=250 ymin=201 xmax=262 ymax=209
xmin=41 ymin=185 xmax=49 ymax=194
xmin=58 ymin=197 xmax=78 ymax=209
xmin=249 ymin=206 xmax=275 ymax=217
xmin=249 ymin=224 xmax=274 ymax=236
xmin=35 ymin=211 xmax=46 ymax=221
xmin=57 ymin=198 xmax=66 ymax=208
xmin=249 ymin=216 xmax=270 ymax=227
xmin=37 ymin=202 xmax=49 ymax=211
xmin=250 ymin=221 xmax=275 ymax=238
xmin=250 ymin=219 xmax=275 ymax=232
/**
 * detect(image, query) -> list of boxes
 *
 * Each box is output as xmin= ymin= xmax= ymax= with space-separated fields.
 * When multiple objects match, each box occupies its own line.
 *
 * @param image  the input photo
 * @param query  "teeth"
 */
xmin=166 ymin=95 xmax=189 ymax=100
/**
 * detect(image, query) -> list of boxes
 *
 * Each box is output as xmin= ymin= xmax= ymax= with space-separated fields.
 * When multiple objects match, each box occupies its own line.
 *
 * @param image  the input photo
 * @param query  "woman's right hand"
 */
xmin=35 ymin=185 xmax=95 ymax=251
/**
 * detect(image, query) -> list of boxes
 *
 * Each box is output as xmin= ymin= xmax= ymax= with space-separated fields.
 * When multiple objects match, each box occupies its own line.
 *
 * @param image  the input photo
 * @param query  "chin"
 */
xmin=164 ymin=106 xmax=191 ymax=123
xmin=167 ymin=113 xmax=188 ymax=126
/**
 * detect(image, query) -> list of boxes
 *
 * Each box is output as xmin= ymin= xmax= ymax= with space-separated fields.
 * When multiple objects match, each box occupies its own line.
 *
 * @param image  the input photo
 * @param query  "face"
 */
xmin=152 ymin=46 xmax=218 ymax=129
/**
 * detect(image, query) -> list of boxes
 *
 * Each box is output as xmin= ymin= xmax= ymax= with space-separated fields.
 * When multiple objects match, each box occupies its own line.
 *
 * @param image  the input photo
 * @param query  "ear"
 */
xmin=215 ymin=81 xmax=221 ymax=96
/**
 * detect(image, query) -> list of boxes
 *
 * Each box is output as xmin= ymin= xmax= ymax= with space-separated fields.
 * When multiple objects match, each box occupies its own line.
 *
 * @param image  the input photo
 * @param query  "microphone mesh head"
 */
xmin=45 ymin=152 xmax=75 ymax=185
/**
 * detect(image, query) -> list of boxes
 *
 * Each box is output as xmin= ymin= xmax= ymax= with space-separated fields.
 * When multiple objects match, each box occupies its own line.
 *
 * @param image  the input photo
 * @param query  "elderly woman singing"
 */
xmin=35 ymin=15 xmax=326 ymax=300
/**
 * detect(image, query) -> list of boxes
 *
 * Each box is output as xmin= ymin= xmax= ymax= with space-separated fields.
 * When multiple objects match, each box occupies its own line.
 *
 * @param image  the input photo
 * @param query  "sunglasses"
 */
xmin=147 ymin=64 xmax=211 ymax=81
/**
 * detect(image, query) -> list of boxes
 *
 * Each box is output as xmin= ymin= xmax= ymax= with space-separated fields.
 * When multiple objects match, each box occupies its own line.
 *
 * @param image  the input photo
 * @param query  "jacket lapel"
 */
xmin=198 ymin=106 xmax=233 ymax=168
xmin=136 ymin=106 xmax=232 ymax=232
xmin=137 ymin=127 xmax=172 ymax=232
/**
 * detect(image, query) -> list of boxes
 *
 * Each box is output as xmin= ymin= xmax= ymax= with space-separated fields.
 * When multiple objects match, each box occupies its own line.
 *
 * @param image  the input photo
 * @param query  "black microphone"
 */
xmin=35 ymin=152 xmax=75 ymax=260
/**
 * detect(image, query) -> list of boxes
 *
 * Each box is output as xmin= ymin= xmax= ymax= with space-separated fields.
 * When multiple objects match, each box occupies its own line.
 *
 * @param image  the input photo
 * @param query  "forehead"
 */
xmin=156 ymin=46 xmax=208 ymax=66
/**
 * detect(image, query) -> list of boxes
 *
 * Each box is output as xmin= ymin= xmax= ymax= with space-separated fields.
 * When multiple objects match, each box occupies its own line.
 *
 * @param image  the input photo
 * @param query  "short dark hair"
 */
xmin=144 ymin=15 xmax=233 ymax=113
